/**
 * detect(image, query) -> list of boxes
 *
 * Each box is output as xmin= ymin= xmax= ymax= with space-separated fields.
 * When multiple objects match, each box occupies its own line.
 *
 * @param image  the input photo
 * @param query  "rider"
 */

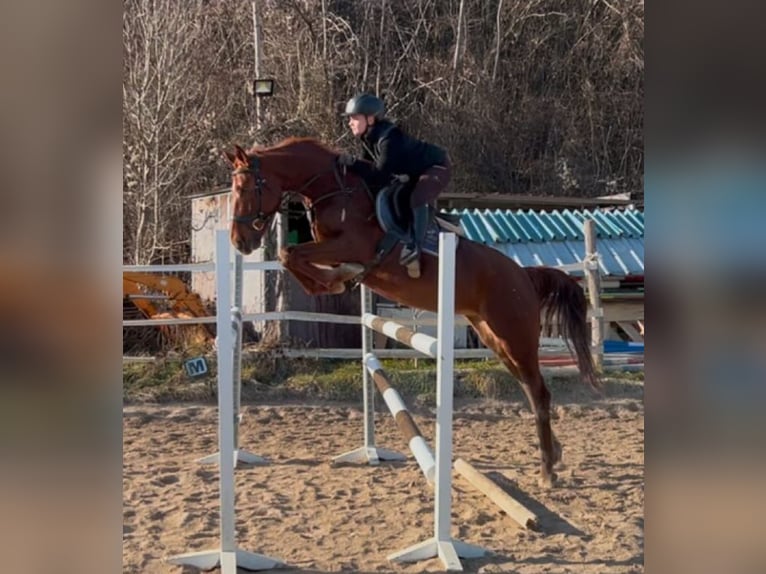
xmin=338 ymin=93 xmax=451 ymax=277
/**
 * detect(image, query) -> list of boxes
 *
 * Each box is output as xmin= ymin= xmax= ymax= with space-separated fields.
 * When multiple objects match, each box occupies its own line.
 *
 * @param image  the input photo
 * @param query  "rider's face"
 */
xmin=348 ymin=114 xmax=374 ymax=137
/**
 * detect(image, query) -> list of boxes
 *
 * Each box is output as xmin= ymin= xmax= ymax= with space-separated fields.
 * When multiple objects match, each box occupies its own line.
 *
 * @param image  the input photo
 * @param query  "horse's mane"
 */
xmin=248 ymin=137 xmax=340 ymax=157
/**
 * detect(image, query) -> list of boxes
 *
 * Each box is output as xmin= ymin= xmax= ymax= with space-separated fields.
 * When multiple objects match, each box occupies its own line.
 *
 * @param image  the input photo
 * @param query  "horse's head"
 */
xmin=224 ymin=145 xmax=283 ymax=254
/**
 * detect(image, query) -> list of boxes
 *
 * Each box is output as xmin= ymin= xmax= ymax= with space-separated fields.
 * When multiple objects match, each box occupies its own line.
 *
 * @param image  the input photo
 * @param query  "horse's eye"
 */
xmin=252 ymin=220 xmax=265 ymax=231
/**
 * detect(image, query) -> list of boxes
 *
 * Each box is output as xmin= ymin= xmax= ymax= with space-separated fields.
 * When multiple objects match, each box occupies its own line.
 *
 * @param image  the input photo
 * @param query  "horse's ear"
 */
xmin=223 ymin=149 xmax=237 ymax=166
xmin=224 ymin=145 xmax=249 ymax=168
xmin=234 ymin=145 xmax=249 ymax=165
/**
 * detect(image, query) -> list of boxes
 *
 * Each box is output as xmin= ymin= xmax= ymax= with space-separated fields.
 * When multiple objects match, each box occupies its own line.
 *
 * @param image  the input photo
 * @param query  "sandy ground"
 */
xmin=123 ymin=393 xmax=643 ymax=573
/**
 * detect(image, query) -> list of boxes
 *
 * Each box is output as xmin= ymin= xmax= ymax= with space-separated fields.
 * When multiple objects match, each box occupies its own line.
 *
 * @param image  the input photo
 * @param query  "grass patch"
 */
xmin=123 ymin=356 xmax=216 ymax=403
xmin=123 ymin=352 xmax=643 ymax=405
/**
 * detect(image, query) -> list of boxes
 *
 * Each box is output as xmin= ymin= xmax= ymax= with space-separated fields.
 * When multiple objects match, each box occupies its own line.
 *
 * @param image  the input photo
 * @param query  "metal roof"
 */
xmin=448 ymin=208 xmax=644 ymax=278
xmin=437 ymin=191 xmax=638 ymax=210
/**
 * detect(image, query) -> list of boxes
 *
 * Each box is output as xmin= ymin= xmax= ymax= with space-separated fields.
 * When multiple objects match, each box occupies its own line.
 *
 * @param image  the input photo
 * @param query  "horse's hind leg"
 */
xmin=516 ymin=357 xmax=561 ymax=487
xmin=467 ymin=315 xmax=561 ymax=487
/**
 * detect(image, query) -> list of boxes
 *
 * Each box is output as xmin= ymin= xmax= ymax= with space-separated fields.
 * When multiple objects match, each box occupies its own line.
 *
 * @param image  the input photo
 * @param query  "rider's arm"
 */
xmin=346 ymin=158 xmax=388 ymax=188
xmin=347 ymin=131 xmax=404 ymax=186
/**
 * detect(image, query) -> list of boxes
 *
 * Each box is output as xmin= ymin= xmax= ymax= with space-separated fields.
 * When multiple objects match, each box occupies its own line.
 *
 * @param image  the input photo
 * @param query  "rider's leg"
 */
xmin=399 ymin=161 xmax=451 ymax=276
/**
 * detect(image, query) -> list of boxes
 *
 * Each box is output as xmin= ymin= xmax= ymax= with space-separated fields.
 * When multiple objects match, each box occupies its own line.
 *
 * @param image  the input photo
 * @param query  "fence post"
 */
xmin=583 ymin=219 xmax=603 ymax=370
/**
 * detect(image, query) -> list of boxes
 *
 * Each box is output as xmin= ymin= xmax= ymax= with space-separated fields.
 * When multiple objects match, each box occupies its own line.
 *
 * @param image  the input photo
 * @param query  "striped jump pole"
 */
xmin=361 ymin=314 xmax=439 ymax=357
xmin=333 ymin=284 xmax=408 ymax=467
xmin=364 ymin=353 xmax=436 ymax=483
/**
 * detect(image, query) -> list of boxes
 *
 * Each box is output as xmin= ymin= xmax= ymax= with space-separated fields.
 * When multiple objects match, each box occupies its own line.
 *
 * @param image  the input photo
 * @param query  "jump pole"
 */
xmin=454 ymin=458 xmax=539 ymax=530
xmin=364 ymin=353 xmax=436 ymax=483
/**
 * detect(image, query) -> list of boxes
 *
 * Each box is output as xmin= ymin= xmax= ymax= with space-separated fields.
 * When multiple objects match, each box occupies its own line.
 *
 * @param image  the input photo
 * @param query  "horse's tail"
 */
xmin=525 ymin=267 xmax=601 ymax=391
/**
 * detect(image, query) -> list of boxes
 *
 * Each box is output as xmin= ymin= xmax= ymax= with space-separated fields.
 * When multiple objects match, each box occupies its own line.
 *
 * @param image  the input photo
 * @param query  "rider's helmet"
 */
xmin=343 ymin=93 xmax=385 ymax=119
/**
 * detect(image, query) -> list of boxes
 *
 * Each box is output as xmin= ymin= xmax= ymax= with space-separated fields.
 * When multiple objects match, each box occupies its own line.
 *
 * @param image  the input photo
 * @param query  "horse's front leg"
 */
xmin=279 ymin=256 xmax=339 ymax=296
xmin=279 ymin=239 xmax=364 ymax=295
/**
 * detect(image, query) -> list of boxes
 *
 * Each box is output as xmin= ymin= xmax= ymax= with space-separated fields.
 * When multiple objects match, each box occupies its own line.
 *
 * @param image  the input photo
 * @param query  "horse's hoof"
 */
xmin=539 ymin=472 xmax=558 ymax=489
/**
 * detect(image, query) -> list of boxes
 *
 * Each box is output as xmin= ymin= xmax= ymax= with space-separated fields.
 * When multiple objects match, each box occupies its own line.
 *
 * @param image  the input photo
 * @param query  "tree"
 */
xmin=123 ymin=0 xmax=644 ymax=263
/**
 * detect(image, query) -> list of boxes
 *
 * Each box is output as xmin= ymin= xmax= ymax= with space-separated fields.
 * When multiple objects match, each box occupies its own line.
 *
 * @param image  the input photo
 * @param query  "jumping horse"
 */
xmin=225 ymin=138 xmax=600 ymax=487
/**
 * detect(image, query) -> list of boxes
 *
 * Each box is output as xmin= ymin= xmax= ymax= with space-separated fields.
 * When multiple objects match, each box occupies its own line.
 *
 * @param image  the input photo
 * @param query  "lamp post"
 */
xmin=250 ymin=0 xmax=286 ymax=342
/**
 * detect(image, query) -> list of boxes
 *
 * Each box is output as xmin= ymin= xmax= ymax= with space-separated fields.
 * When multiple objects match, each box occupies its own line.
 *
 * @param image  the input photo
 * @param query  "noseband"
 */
xmin=231 ymin=155 xmax=271 ymax=230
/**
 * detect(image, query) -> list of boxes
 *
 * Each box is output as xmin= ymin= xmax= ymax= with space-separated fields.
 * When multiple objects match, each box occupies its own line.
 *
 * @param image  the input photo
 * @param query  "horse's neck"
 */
xmin=265 ymin=146 xmax=335 ymax=200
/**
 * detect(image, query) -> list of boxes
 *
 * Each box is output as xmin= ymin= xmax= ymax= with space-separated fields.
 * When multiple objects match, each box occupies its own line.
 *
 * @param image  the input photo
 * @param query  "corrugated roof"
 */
xmin=448 ymin=208 xmax=644 ymax=278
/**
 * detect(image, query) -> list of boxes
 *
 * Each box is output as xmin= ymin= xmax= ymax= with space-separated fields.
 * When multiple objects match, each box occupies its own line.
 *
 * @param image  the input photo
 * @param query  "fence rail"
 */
xmin=122 ymin=261 xmax=283 ymax=273
xmin=123 ymin=229 xmax=620 ymax=367
xmin=123 ymin=307 xmax=602 ymax=329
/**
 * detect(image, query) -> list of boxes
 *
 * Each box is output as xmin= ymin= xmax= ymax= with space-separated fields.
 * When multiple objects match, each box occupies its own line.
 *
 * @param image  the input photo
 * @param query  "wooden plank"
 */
xmin=437 ymin=192 xmax=633 ymax=210
xmin=603 ymin=300 xmax=644 ymax=322
xmin=616 ymin=321 xmax=643 ymax=342
xmin=606 ymin=324 xmax=622 ymax=341
xmin=454 ymin=458 xmax=538 ymax=530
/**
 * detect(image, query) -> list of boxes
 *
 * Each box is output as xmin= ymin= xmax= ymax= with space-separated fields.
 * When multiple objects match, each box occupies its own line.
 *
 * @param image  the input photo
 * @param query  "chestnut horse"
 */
xmin=225 ymin=137 xmax=599 ymax=487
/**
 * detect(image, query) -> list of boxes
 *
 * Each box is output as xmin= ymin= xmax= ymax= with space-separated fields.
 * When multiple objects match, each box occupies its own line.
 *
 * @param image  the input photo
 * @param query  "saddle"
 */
xmin=373 ymin=182 xmax=463 ymax=260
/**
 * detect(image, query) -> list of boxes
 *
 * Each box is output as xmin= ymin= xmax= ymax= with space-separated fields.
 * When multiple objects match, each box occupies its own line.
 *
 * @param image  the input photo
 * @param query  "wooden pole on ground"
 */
xmin=454 ymin=458 xmax=539 ymax=530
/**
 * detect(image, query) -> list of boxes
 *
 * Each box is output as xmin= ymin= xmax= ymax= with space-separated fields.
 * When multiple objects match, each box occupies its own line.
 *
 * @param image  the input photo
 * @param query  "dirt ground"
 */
xmin=123 ymin=388 xmax=643 ymax=573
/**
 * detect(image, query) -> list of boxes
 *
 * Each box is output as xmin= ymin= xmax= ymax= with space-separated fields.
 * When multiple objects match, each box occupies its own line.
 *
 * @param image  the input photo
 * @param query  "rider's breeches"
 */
xmin=411 ymin=158 xmax=451 ymax=208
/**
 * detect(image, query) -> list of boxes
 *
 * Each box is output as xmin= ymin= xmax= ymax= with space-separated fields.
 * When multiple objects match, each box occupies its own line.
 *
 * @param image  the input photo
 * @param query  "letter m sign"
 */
xmin=184 ymin=357 xmax=208 ymax=378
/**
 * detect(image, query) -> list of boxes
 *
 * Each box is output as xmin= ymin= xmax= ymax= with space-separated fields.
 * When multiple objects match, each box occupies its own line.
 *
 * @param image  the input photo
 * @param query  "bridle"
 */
xmin=230 ymin=154 xmax=372 ymax=230
xmin=231 ymin=155 xmax=272 ymax=230
xmin=228 ymin=150 xmax=381 ymax=285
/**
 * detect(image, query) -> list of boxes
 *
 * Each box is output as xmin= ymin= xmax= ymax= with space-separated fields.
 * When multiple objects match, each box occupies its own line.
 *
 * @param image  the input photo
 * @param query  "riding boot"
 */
xmin=400 ymin=204 xmax=429 ymax=277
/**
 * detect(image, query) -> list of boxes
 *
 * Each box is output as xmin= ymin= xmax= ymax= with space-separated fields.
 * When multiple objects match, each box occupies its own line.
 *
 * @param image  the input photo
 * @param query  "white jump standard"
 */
xmin=333 ymin=283 xmax=410 ymax=467
xmin=197 ymin=251 xmax=269 ymax=467
xmin=339 ymin=232 xmax=486 ymax=571
xmin=334 ymin=301 xmax=448 ymax=471
xmin=167 ymin=230 xmax=283 ymax=573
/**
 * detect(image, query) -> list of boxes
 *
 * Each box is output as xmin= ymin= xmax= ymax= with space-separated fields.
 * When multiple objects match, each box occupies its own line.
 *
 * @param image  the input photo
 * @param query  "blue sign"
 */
xmin=184 ymin=357 xmax=208 ymax=378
